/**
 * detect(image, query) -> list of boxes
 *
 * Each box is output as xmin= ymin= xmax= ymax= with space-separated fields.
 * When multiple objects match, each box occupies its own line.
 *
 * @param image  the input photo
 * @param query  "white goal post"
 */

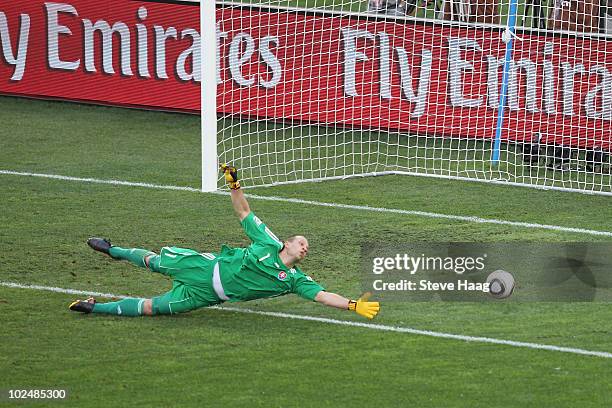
xmin=201 ymin=0 xmax=612 ymax=195
xmin=201 ymin=0 xmax=218 ymax=192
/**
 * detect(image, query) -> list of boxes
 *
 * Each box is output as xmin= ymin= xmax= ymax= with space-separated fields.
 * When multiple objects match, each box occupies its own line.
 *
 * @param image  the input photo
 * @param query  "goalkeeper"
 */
xmin=69 ymin=165 xmax=380 ymax=320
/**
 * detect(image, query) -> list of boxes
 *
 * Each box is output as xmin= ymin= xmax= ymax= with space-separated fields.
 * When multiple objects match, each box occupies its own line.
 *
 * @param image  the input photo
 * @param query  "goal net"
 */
xmin=206 ymin=0 xmax=612 ymax=194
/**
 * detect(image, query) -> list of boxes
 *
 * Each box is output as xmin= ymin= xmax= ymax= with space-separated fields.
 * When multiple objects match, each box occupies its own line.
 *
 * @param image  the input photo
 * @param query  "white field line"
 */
xmin=2 ymin=280 xmax=611 ymax=359
xmin=2 ymin=169 xmax=612 ymax=237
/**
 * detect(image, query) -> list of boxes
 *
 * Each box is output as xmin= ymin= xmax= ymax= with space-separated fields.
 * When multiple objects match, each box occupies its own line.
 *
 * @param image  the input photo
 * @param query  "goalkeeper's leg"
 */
xmin=70 ymin=283 xmax=204 ymax=316
xmin=88 ymin=290 xmax=196 ymax=316
xmin=87 ymin=237 xmax=163 ymax=273
xmin=107 ymin=247 xmax=161 ymax=271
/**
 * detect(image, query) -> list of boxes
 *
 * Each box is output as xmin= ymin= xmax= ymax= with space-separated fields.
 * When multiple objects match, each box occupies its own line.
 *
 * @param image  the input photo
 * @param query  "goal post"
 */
xmin=201 ymin=0 xmax=218 ymax=192
xmin=204 ymin=0 xmax=612 ymax=195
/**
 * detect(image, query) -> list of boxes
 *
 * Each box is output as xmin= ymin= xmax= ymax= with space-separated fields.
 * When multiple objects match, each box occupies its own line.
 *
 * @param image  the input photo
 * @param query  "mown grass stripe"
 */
xmin=2 ymin=280 xmax=611 ymax=359
xmin=2 ymin=169 xmax=611 ymax=237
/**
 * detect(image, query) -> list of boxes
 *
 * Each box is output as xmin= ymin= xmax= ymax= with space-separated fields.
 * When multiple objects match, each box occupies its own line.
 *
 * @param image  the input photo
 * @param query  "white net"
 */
xmin=214 ymin=0 xmax=612 ymax=194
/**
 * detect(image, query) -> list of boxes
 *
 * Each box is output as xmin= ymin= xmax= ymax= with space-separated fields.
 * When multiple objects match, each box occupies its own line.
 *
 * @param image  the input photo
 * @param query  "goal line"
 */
xmin=1 ymin=169 xmax=611 ymax=237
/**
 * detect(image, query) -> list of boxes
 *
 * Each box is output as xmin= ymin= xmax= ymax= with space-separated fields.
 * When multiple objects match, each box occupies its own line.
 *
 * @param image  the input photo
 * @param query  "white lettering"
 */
xmin=508 ymin=59 xmax=539 ymax=112
xmin=45 ymin=2 xmax=79 ymax=71
xmin=82 ymin=19 xmax=133 ymax=75
xmin=447 ymin=37 xmax=483 ymax=107
xmin=542 ymin=42 xmax=557 ymax=114
xmin=561 ymin=62 xmax=586 ymax=116
xmin=228 ymin=32 xmax=256 ymax=87
xmin=419 ymin=280 xmax=455 ymax=291
xmin=259 ymin=36 xmax=282 ymax=89
xmin=378 ymin=32 xmax=391 ymax=99
xmin=0 ymin=12 xmax=29 ymax=81
xmin=372 ymin=257 xmax=385 ymax=274
xmin=585 ymin=65 xmax=612 ymax=120
xmin=341 ymin=27 xmax=375 ymax=97
xmin=396 ymin=47 xmax=432 ymax=117
xmin=486 ymin=56 xmax=504 ymax=108
xmin=136 ymin=6 xmax=150 ymax=78
xmin=154 ymin=25 xmax=177 ymax=79
xmin=457 ymin=280 xmax=490 ymax=292
xmin=176 ymin=28 xmax=200 ymax=82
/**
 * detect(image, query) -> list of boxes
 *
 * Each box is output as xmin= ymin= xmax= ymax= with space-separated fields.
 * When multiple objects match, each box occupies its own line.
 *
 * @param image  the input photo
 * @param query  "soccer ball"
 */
xmin=486 ymin=270 xmax=515 ymax=299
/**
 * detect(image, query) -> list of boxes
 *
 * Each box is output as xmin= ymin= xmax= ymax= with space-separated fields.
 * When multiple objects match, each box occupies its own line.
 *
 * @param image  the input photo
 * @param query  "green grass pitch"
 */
xmin=0 ymin=96 xmax=611 ymax=407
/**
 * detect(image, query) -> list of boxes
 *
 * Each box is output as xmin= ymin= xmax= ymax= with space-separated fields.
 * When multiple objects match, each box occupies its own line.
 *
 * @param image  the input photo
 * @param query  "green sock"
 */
xmin=92 ymin=298 xmax=146 ymax=317
xmin=108 ymin=247 xmax=154 ymax=268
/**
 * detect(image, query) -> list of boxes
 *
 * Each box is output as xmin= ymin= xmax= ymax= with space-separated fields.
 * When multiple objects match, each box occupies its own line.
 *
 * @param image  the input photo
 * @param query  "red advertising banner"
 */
xmin=0 ymin=0 xmax=199 ymax=111
xmin=0 ymin=1 xmax=610 ymax=148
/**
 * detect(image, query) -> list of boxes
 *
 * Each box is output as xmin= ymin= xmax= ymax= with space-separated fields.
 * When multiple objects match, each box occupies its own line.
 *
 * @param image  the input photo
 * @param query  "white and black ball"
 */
xmin=486 ymin=270 xmax=515 ymax=299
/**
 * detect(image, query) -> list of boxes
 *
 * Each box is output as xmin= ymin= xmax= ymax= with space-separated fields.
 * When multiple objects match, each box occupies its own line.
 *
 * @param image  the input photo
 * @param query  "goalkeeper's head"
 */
xmin=282 ymin=235 xmax=309 ymax=264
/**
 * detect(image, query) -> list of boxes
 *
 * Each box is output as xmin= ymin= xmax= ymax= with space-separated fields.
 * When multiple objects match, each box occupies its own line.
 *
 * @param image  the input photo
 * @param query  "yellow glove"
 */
xmin=220 ymin=164 xmax=240 ymax=190
xmin=348 ymin=293 xmax=380 ymax=319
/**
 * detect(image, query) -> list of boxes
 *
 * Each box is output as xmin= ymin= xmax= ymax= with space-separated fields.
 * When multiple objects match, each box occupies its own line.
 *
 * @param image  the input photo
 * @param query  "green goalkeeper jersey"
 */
xmin=215 ymin=212 xmax=324 ymax=302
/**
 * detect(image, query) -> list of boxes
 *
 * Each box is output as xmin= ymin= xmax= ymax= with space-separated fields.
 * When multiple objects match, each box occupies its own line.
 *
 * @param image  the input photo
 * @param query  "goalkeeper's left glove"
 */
xmin=220 ymin=164 xmax=240 ymax=190
xmin=348 ymin=293 xmax=380 ymax=319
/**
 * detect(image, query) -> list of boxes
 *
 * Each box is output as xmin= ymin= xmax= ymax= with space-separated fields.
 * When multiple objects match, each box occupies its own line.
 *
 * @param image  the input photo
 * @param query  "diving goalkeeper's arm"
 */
xmin=221 ymin=164 xmax=250 ymax=221
xmin=315 ymin=291 xmax=380 ymax=320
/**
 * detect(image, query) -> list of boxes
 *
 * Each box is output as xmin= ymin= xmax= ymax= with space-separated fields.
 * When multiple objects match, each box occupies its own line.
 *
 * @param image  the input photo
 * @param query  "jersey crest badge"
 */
xmin=277 ymin=271 xmax=287 ymax=280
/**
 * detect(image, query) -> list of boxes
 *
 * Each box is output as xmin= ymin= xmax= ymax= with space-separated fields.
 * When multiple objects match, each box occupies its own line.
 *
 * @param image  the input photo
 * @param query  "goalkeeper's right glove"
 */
xmin=348 ymin=293 xmax=380 ymax=319
xmin=220 ymin=164 xmax=240 ymax=190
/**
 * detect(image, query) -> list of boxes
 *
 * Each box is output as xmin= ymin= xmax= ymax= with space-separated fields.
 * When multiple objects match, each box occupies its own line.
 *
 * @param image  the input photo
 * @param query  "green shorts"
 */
xmin=149 ymin=247 xmax=223 ymax=315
